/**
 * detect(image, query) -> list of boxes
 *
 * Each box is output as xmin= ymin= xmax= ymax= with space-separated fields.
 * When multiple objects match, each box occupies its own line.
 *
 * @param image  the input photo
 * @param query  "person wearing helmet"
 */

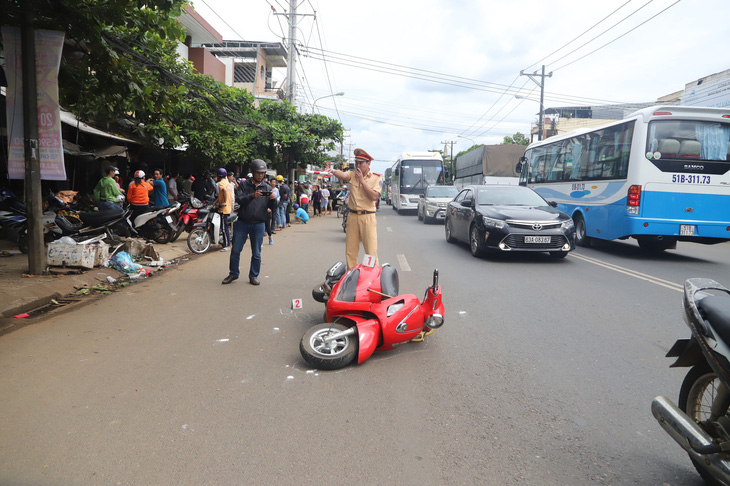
xmin=325 ymin=148 xmax=382 ymax=269
xmin=222 ymin=159 xmax=277 ymax=286
xmin=293 ymin=203 xmax=309 ymax=224
xmin=216 ymin=168 xmax=233 ymax=251
xmin=127 ymin=170 xmax=154 ymax=214
xmin=93 ymin=165 xmax=123 ymax=211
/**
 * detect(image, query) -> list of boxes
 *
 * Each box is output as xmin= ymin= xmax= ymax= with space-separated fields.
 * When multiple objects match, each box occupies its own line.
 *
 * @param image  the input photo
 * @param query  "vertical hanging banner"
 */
xmin=2 ymin=26 xmax=66 ymax=181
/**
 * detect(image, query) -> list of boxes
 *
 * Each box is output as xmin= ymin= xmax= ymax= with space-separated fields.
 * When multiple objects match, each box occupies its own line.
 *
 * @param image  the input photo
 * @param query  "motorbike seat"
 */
xmin=79 ymin=209 xmax=124 ymax=226
xmin=337 ymin=268 xmax=360 ymax=302
xmin=699 ymin=295 xmax=730 ymax=343
xmin=380 ymin=264 xmax=399 ymax=298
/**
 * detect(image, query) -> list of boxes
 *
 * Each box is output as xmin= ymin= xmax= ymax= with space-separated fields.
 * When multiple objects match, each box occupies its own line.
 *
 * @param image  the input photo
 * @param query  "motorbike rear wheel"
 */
xmin=187 ymin=228 xmax=211 ymax=254
xmin=678 ymin=363 xmax=727 ymax=486
xmin=153 ymin=226 xmax=173 ymax=244
xmin=300 ymin=323 xmax=357 ymax=370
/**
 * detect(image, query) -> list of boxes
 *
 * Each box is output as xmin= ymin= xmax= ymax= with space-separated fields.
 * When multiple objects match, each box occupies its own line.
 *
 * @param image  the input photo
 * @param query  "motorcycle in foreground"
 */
xmin=652 ymin=278 xmax=730 ymax=485
xmin=186 ymin=203 xmax=238 ymax=254
xmin=301 ymin=261 xmax=445 ymax=370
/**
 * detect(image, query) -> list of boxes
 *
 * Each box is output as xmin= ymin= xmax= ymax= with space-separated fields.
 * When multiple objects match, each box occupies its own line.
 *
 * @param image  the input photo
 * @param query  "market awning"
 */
xmin=60 ymin=110 xmax=139 ymax=144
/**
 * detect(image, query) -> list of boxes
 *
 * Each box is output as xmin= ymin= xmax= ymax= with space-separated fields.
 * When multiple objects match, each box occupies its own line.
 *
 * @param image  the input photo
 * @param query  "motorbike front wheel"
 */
xmin=187 ymin=228 xmax=211 ymax=254
xmin=300 ymin=323 xmax=357 ymax=370
xmin=169 ymin=214 xmax=185 ymax=242
xmin=678 ymin=363 xmax=728 ymax=486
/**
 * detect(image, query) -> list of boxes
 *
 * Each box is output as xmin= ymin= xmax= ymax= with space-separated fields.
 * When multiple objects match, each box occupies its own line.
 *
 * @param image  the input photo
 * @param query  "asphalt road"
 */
xmin=1 ymin=210 xmax=727 ymax=485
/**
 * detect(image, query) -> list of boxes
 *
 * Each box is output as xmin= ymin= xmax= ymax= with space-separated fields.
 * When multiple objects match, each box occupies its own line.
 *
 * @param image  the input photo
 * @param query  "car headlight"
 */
xmin=426 ymin=201 xmax=439 ymax=208
xmin=482 ymin=217 xmax=506 ymax=229
xmin=561 ymin=219 xmax=575 ymax=231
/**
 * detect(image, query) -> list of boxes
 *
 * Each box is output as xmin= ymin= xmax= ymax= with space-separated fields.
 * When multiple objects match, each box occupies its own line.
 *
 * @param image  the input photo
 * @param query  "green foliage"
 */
xmin=1 ymin=0 xmax=343 ymax=170
xmin=502 ymin=132 xmax=530 ymax=146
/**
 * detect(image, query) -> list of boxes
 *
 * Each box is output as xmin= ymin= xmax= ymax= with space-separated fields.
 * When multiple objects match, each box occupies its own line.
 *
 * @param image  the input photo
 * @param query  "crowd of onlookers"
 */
xmin=91 ymin=166 xmax=347 ymax=246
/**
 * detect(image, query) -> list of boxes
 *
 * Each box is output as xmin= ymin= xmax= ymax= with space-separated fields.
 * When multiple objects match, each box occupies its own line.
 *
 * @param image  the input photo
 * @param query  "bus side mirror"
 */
xmin=515 ymin=157 xmax=526 ymax=174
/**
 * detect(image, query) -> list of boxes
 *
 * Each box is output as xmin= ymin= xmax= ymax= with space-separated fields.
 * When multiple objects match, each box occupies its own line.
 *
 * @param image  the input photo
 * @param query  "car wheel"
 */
xmin=573 ymin=214 xmax=591 ymax=247
xmin=417 ymin=207 xmax=423 ymax=221
xmin=470 ymin=224 xmax=486 ymax=257
xmin=445 ymin=218 xmax=456 ymax=243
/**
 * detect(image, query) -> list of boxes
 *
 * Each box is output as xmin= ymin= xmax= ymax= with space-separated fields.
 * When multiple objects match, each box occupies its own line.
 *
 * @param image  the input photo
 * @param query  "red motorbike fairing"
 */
xmin=356 ymin=318 xmax=381 ymax=364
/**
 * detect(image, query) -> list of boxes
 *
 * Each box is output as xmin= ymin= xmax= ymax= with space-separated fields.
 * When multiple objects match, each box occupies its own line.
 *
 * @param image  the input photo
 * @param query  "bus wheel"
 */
xmin=573 ymin=214 xmax=591 ymax=247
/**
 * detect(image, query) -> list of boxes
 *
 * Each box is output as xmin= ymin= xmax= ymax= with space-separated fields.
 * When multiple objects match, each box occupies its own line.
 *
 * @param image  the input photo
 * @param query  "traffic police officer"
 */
xmin=326 ymin=148 xmax=382 ymax=269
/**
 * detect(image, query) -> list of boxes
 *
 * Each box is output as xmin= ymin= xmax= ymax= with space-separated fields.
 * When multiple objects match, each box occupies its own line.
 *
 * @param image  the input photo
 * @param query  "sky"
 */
xmin=190 ymin=0 xmax=730 ymax=174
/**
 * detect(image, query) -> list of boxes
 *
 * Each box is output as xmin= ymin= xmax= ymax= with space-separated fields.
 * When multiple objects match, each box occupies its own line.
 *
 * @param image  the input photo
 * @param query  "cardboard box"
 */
xmin=92 ymin=242 xmax=110 ymax=267
xmin=47 ymin=241 xmax=97 ymax=269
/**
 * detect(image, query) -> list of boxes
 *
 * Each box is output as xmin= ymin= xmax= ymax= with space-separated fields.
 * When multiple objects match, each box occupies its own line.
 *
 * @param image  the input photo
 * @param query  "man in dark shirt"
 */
xmin=222 ymin=159 xmax=277 ymax=286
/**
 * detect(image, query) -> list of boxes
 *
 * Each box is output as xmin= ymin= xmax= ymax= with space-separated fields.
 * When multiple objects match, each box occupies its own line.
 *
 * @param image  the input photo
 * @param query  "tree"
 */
xmin=502 ymin=132 xmax=530 ymax=146
xmin=2 ymin=0 xmax=342 ymax=169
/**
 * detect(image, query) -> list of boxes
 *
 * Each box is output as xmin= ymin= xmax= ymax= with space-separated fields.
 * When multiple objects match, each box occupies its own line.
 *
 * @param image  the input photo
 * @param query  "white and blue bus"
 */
xmin=519 ymin=105 xmax=730 ymax=251
xmin=390 ymin=151 xmax=445 ymax=214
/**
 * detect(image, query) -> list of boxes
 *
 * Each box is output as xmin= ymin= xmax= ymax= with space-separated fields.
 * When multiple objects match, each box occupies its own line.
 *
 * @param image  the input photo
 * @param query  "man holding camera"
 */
xmin=222 ymin=159 xmax=277 ymax=286
xmin=325 ymin=148 xmax=382 ymax=269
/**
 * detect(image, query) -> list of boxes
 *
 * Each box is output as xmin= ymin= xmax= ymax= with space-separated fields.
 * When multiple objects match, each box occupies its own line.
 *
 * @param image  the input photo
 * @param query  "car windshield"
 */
xmin=477 ymin=187 xmax=548 ymax=206
xmin=427 ymin=186 xmax=458 ymax=198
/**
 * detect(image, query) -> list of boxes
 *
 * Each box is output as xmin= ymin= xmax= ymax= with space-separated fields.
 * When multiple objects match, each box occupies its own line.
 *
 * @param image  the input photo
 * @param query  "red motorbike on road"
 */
xmin=301 ymin=262 xmax=445 ymax=370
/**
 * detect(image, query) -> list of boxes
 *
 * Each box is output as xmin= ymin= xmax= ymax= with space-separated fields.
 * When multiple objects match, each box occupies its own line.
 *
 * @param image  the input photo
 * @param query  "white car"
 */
xmin=417 ymin=185 xmax=459 ymax=224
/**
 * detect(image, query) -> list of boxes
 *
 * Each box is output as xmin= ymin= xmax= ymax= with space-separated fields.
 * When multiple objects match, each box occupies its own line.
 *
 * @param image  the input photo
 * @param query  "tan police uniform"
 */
xmin=345 ymin=168 xmax=382 ymax=269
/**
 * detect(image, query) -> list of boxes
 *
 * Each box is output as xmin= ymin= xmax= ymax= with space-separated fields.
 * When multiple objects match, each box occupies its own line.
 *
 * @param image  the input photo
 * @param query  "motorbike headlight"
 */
xmin=561 ymin=219 xmax=575 ymax=231
xmin=482 ymin=217 xmax=506 ymax=229
xmin=387 ymin=302 xmax=404 ymax=317
xmin=425 ymin=314 xmax=444 ymax=329
xmin=191 ymin=197 xmax=203 ymax=209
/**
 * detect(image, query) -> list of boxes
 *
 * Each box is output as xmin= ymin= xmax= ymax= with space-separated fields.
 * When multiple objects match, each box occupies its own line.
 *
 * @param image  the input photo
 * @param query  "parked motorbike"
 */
xmin=10 ymin=190 xmax=129 ymax=253
xmin=341 ymin=205 xmax=348 ymax=233
xmin=169 ymin=193 xmax=203 ymax=242
xmin=186 ymin=203 xmax=238 ymax=254
xmin=300 ymin=261 xmax=445 ymax=369
xmin=125 ymin=202 xmax=181 ymax=244
xmin=652 ymin=278 xmax=730 ymax=485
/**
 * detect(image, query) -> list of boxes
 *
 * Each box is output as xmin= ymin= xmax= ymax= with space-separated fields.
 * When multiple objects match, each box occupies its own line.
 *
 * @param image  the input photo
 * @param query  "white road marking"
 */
xmin=570 ymin=253 xmax=683 ymax=293
xmin=397 ymin=253 xmax=411 ymax=272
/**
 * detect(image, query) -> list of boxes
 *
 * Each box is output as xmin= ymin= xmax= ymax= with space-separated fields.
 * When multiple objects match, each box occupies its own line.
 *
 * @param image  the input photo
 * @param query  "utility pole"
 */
xmin=274 ymin=1 xmax=316 ymax=106
xmin=520 ymin=65 xmax=552 ymax=141
xmin=22 ymin=6 xmax=45 ymax=274
xmin=274 ymin=1 xmax=315 ymax=181
xmin=285 ymin=0 xmax=297 ymax=104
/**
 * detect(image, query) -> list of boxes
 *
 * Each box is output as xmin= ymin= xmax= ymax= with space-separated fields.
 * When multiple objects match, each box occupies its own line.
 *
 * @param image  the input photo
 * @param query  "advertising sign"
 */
xmin=2 ymin=26 xmax=66 ymax=180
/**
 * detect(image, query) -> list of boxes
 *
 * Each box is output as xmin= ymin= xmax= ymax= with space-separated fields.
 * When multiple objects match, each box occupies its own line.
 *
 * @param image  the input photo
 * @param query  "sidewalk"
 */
xmin=0 ymin=210 xmax=331 ymax=334
xmin=0 ymin=235 xmax=192 ymax=331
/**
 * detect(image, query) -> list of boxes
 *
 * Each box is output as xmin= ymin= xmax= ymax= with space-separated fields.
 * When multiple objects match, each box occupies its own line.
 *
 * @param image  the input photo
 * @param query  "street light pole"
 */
xmin=312 ymin=92 xmax=344 ymax=113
